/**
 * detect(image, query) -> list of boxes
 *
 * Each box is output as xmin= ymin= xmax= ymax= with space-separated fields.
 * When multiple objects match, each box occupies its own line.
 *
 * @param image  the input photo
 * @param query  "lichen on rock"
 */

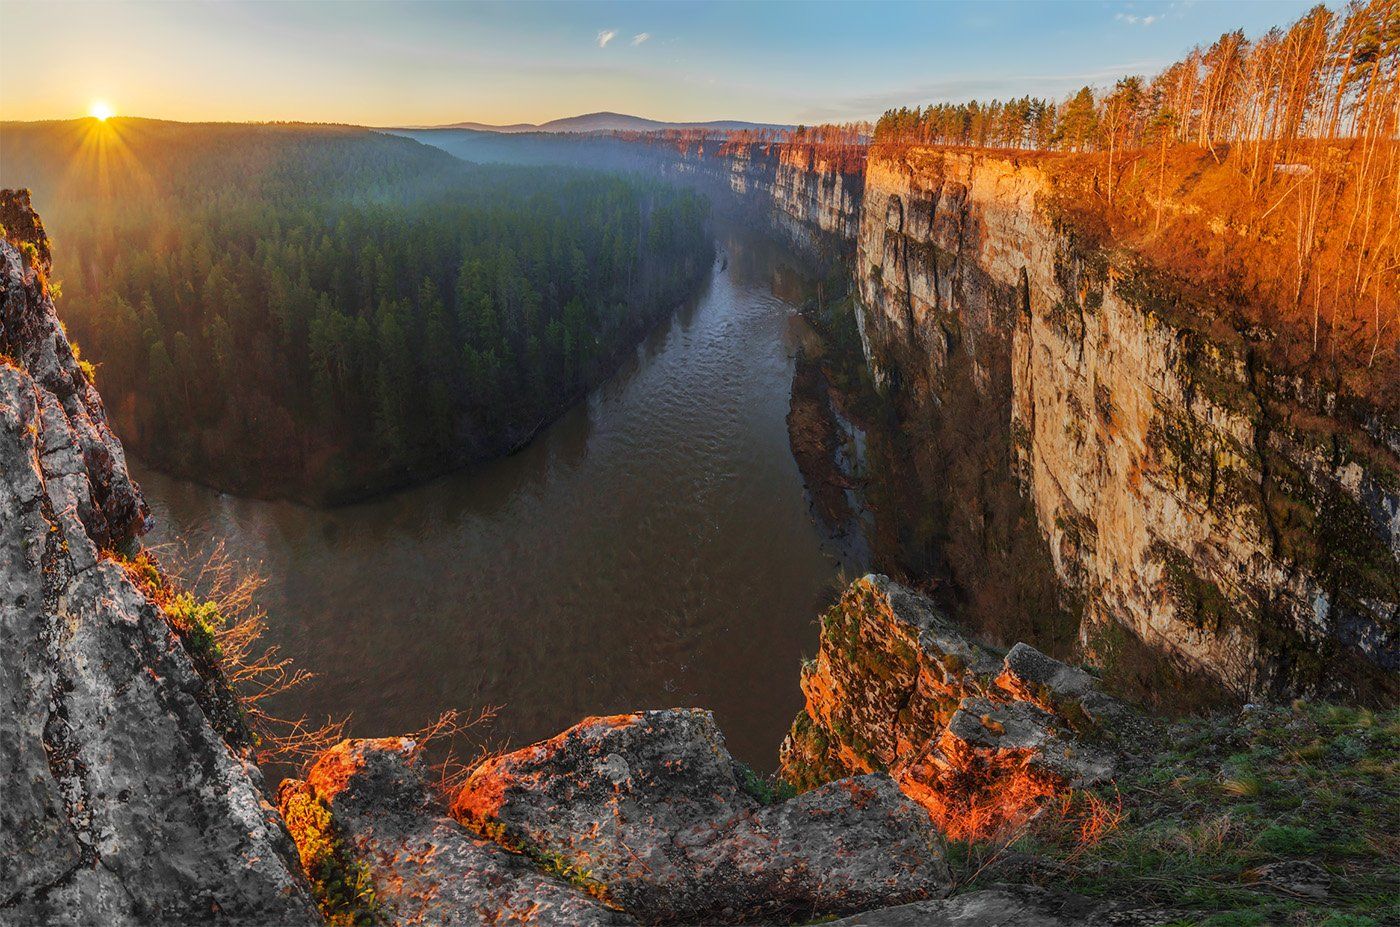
xmin=0 ymin=189 xmax=318 ymax=925
xmin=781 ymin=575 xmax=1120 ymax=842
xmin=453 ymin=708 xmax=951 ymax=925
xmin=282 ymin=737 xmax=629 ymax=926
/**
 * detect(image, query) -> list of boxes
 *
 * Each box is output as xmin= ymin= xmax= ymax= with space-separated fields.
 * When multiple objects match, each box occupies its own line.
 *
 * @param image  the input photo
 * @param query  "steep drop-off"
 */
xmin=577 ymin=134 xmax=1396 ymax=705
xmin=853 ymin=148 xmax=1397 ymax=703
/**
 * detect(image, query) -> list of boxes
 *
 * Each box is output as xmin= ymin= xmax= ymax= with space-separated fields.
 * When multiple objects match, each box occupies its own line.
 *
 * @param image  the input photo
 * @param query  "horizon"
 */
xmin=2 ymin=0 xmax=1319 ymax=126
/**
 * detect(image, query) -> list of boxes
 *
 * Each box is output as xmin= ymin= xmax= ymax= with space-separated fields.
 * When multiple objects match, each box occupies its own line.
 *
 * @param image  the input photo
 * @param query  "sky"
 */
xmin=0 ymin=0 xmax=1320 ymax=127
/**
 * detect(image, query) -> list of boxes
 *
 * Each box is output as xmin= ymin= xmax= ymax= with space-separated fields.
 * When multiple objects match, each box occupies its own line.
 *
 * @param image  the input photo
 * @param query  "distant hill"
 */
xmin=409 ymin=111 xmax=791 ymax=134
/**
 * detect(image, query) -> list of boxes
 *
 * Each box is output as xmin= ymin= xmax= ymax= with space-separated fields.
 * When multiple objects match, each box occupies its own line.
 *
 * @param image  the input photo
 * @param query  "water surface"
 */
xmin=141 ymin=226 xmax=859 ymax=772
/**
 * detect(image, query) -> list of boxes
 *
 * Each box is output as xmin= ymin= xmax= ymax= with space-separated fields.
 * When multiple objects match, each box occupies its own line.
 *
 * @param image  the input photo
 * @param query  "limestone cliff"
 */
xmin=625 ymin=135 xmax=1396 ymax=703
xmin=0 ymin=190 xmax=319 ymax=925
xmin=852 ymin=149 xmax=1398 ymax=703
xmin=620 ymin=139 xmax=863 ymax=252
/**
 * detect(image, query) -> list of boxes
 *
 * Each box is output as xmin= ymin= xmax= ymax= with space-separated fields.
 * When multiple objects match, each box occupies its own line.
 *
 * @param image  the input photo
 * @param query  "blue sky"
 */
xmin=0 ymin=0 xmax=1318 ymax=125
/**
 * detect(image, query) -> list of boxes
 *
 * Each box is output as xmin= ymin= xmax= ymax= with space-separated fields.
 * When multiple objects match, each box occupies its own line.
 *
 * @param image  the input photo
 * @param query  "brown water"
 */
xmin=139 ymin=226 xmax=862 ymax=773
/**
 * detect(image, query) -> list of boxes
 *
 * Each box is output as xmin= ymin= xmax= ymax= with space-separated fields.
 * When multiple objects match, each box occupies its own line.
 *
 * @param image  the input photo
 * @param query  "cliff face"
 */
xmin=626 ymin=136 xmax=1396 ymax=699
xmin=640 ymin=141 xmax=863 ymax=251
xmin=0 ymin=191 xmax=319 ymax=924
xmin=853 ymin=149 xmax=1398 ymax=702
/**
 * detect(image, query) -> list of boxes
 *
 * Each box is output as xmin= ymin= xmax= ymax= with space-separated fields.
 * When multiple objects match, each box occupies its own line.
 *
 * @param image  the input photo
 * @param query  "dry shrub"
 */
xmin=117 ymin=541 xmax=508 ymax=785
xmin=402 ymin=705 xmax=503 ymax=799
xmin=117 ymin=541 xmax=347 ymax=768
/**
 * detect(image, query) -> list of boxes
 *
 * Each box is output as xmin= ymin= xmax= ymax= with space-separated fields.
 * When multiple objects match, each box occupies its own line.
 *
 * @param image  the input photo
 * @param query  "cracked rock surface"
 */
xmin=0 ymin=193 xmax=319 ymax=926
xmin=284 ymin=738 xmax=630 ymax=926
xmin=453 ymin=709 xmax=950 ymax=925
xmin=781 ymin=575 xmax=1120 ymax=839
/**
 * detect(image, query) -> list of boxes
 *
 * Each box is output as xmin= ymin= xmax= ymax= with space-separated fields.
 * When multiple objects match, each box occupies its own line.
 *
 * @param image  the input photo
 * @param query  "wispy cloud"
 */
xmin=631 ymin=32 xmax=650 ymax=46
xmin=1115 ymin=12 xmax=1161 ymax=26
xmin=597 ymin=29 xmax=617 ymax=48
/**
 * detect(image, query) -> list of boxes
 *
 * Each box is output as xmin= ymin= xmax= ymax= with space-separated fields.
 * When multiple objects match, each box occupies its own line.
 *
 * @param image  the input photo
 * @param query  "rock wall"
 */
xmin=630 ymin=140 xmax=863 ymax=252
xmin=780 ymin=575 xmax=1119 ymax=840
xmin=0 ymin=190 xmax=320 ymax=925
xmin=853 ymin=148 xmax=1398 ymax=702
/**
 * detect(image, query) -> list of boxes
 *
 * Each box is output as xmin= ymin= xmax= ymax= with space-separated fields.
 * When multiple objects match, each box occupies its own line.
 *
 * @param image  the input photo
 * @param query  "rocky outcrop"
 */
xmin=781 ymin=575 xmax=1118 ymax=840
xmin=0 ymin=191 xmax=319 ymax=925
xmin=281 ymin=738 xmax=628 ymax=926
xmin=453 ymin=709 xmax=950 ymax=925
xmin=854 ymin=149 xmax=1398 ymax=703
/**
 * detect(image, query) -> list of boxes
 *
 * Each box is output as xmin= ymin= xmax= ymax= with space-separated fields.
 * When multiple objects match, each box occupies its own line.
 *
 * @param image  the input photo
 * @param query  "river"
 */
xmin=138 ymin=224 xmax=864 ymax=774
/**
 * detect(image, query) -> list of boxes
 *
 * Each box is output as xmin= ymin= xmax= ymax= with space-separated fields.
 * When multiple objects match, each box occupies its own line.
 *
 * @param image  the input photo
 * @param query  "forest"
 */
xmin=0 ymin=119 xmax=712 ymax=500
xmin=872 ymin=0 xmax=1398 ymax=397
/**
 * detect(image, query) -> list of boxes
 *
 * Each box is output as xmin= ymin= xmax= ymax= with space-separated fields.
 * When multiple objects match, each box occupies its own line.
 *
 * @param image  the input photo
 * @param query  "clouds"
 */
xmin=1115 ymin=12 xmax=1161 ymax=26
xmin=596 ymin=29 xmax=649 ymax=48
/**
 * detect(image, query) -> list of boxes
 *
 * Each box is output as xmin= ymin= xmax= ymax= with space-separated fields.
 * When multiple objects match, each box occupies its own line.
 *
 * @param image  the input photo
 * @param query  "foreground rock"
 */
xmin=282 ymin=738 xmax=628 ymax=926
xmin=0 ymin=191 xmax=319 ymax=924
xmin=781 ymin=575 xmax=1120 ymax=839
xmin=827 ymin=885 xmax=1184 ymax=927
xmin=453 ymin=709 xmax=950 ymax=924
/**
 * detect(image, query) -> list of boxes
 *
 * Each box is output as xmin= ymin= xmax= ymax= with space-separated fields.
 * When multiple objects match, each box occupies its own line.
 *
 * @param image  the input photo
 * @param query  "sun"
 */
xmin=89 ymin=100 xmax=114 ymax=121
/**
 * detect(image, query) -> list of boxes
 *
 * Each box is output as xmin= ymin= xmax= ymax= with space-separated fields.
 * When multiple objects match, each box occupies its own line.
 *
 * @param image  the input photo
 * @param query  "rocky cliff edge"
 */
xmin=0 ymin=189 xmax=320 ymax=925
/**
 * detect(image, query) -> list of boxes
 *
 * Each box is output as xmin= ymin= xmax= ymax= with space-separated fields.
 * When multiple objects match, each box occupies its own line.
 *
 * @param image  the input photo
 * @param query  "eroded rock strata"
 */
xmin=780 ymin=575 xmax=1119 ymax=840
xmin=852 ymin=148 xmax=1397 ymax=703
xmin=0 ymin=191 xmax=319 ymax=925
xmin=452 ymin=709 xmax=950 ymax=925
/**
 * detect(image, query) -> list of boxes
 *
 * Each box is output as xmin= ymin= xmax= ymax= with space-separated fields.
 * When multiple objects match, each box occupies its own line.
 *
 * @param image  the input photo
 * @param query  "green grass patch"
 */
xmin=958 ymin=701 xmax=1399 ymax=924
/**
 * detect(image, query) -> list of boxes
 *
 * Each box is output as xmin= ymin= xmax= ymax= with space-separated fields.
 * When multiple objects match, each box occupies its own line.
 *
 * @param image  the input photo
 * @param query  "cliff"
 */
xmin=715 ymin=143 xmax=863 ymax=245
xmin=852 ymin=148 xmax=1398 ymax=704
xmin=515 ymin=133 xmax=1395 ymax=704
xmin=598 ymin=135 xmax=1396 ymax=705
xmin=0 ymin=190 xmax=320 ymax=923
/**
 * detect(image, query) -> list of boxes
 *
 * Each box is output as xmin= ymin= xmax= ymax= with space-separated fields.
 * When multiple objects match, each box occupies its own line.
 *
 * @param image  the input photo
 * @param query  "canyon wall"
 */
xmin=608 ymin=136 xmax=1395 ymax=702
xmin=719 ymin=144 xmax=863 ymax=244
xmin=852 ymin=148 xmax=1398 ymax=703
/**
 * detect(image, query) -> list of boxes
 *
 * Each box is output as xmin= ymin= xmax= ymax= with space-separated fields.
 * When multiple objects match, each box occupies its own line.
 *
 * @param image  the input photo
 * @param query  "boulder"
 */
xmin=453 ymin=709 xmax=950 ymax=924
xmin=996 ymin=642 xmax=1125 ymax=729
xmin=287 ymin=738 xmax=628 ymax=926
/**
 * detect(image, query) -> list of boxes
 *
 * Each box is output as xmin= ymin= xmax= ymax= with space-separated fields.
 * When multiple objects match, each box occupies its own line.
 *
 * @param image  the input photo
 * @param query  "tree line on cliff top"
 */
xmin=872 ymin=0 xmax=1397 ymax=155
xmin=0 ymin=121 xmax=711 ymax=499
xmin=871 ymin=0 xmax=1397 ymax=388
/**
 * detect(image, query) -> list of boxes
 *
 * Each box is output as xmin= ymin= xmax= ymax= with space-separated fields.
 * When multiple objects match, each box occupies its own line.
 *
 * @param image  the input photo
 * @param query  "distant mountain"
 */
xmin=410 ymin=111 xmax=791 ymax=134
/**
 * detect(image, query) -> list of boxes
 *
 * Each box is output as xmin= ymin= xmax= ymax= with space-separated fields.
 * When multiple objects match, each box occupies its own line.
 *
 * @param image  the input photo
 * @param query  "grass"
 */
xmin=958 ymin=701 xmax=1399 ymax=925
xmin=736 ymin=760 xmax=798 ymax=806
xmin=280 ymin=783 xmax=381 ymax=926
